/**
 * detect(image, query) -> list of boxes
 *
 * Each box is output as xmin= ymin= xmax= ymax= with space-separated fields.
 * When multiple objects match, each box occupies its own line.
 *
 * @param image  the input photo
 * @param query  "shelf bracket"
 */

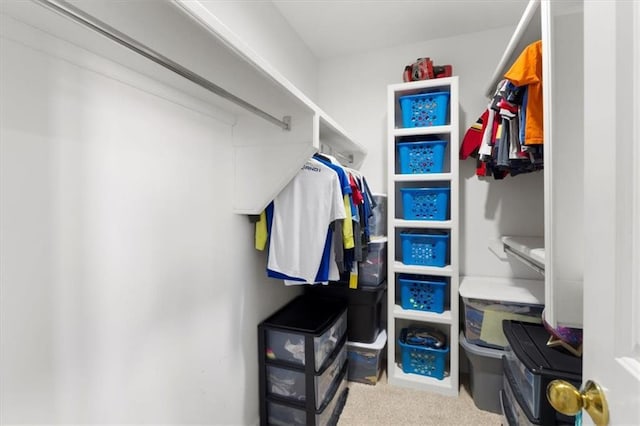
xmin=282 ymin=116 xmax=291 ymax=131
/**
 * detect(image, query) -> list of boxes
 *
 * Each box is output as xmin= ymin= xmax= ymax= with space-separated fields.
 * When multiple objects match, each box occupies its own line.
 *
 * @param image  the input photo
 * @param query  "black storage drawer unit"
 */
xmin=305 ymin=281 xmax=386 ymax=343
xmin=502 ymin=321 xmax=582 ymax=425
xmin=258 ymin=296 xmax=349 ymax=426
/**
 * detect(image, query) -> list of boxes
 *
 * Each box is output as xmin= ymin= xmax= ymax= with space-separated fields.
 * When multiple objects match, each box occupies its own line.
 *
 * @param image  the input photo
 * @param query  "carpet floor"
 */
xmin=338 ymin=372 xmax=504 ymax=426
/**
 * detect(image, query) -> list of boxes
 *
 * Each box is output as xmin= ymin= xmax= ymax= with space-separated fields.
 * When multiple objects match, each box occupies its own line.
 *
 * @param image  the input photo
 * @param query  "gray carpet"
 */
xmin=338 ymin=373 xmax=503 ymax=426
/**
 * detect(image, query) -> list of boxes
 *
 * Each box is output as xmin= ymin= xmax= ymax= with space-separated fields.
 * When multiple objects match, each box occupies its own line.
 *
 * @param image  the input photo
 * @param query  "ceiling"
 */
xmin=272 ymin=0 xmax=529 ymax=59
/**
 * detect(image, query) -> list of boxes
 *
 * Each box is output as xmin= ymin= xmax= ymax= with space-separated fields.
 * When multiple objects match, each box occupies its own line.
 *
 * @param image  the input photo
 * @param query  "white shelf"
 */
xmin=387 ymin=77 xmax=459 ymax=396
xmin=392 ymin=125 xmax=453 ymax=138
xmin=392 ymin=306 xmax=453 ymax=324
xmin=387 ymin=364 xmax=457 ymax=397
xmin=389 ymin=77 xmax=458 ymax=95
xmin=393 ymin=219 xmax=452 ymax=229
xmin=392 ymin=261 xmax=453 ymax=277
xmin=459 ymin=276 xmax=544 ymax=305
xmin=394 ymin=173 xmax=452 ymax=182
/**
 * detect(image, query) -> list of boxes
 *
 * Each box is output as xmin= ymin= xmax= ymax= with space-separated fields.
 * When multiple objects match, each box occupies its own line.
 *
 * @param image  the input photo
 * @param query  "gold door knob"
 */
xmin=547 ymin=379 xmax=609 ymax=426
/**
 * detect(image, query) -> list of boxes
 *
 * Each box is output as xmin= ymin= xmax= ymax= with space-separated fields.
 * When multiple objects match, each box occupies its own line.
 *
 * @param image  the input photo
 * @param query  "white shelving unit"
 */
xmin=386 ymin=77 xmax=459 ymax=396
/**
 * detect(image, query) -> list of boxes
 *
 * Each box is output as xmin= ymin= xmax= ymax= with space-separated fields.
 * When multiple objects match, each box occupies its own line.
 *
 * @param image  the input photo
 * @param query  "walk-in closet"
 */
xmin=1 ymin=0 xmax=638 ymax=425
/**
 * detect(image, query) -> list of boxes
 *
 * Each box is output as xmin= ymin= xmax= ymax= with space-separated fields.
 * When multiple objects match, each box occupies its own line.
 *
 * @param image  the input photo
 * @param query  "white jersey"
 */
xmin=268 ymin=158 xmax=346 ymax=284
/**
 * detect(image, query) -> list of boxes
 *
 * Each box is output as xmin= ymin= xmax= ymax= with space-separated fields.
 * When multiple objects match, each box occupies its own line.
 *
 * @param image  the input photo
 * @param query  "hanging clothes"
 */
xmin=504 ymin=40 xmax=543 ymax=145
xmin=312 ymin=155 xmax=355 ymax=251
xmin=255 ymin=154 xmax=376 ymax=286
xmin=459 ymin=40 xmax=544 ymax=179
xmin=264 ymin=158 xmax=346 ymax=284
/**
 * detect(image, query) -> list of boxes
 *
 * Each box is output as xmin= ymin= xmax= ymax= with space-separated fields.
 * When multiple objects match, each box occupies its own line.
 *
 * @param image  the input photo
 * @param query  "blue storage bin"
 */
xmin=397 ymin=140 xmax=447 ymax=174
xmin=399 ymin=276 xmax=447 ymax=313
xmin=400 ymin=187 xmax=450 ymax=221
xmin=400 ymin=232 xmax=449 ymax=267
xmin=399 ymin=92 xmax=450 ymax=127
xmin=398 ymin=328 xmax=448 ymax=379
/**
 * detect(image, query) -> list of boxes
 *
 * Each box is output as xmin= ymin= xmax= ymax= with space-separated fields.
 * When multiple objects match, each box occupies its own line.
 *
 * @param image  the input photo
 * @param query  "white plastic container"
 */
xmin=459 ymin=276 xmax=544 ymax=349
xmin=347 ymin=329 xmax=387 ymax=385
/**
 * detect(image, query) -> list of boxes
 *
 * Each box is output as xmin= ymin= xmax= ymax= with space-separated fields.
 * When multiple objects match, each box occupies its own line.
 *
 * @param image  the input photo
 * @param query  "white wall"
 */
xmin=0 ymin=10 xmax=296 ymax=425
xmin=318 ymin=27 xmax=545 ymax=278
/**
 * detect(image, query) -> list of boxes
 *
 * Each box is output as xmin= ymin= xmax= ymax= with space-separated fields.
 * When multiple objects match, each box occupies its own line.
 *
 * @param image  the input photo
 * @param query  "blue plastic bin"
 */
xmin=400 ymin=232 xmax=449 ymax=267
xmin=399 ymin=276 xmax=447 ymax=313
xmin=397 ymin=140 xmax=447 ymax=174
xmin=399 ymin=328 xmax=448 ymax=379
xmin=399 ymin=92 xmax=450 ymax=128
xmin=400 ymin=187 xmax=450 ymax=221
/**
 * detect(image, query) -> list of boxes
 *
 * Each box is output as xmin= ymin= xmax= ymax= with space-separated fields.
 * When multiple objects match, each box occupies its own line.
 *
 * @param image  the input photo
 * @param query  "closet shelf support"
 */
xmin=32 ymin=0 xmax=292 ymax=131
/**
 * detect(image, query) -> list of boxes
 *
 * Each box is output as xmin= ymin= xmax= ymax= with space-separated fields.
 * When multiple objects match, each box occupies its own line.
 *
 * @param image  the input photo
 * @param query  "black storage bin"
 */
xmin=258 ymin=295 xmax=349 ymax=426
xmin=502 ymin=321 xmax=582 ymax=426
xmin=305 ymin=281 xmax=387 ymax=344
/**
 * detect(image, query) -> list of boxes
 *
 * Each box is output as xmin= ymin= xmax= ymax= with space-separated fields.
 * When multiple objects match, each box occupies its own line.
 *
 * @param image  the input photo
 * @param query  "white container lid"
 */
xmin=459 ymin=276 xmax=544 ymax=305
xmin=347 ymin=329 xmax=387 ymax=350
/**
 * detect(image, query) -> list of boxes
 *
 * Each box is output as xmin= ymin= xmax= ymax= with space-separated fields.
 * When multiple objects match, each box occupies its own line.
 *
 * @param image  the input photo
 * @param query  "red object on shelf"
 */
xmin=434 ymin=64 xmax=452 ymax=78
xmin=403 ymin=57 xmax=453 ymax=82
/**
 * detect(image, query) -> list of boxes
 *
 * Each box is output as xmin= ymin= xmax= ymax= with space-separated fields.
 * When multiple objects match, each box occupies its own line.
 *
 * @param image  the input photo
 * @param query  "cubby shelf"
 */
xmin=394 ymin=173 xmax=452 ymax=182
xmin=392 ymin=262 xmax=453 ymax=277
xmin=392 ymin=306 xmax=453 ymax=324
xmin=388 ymin=364 xmax=457 ymax=396
xmin=392 ymin=125 xmax=453 ymax=138
xmin=393 ymin=219 xmax=452 ymax=229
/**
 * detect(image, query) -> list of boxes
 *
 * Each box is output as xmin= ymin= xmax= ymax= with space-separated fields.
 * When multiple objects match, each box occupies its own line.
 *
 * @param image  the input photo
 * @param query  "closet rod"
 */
xmin=484 ymin=0 xmax=540 ymax=96
xmin=32 ymin=0 xmax=292 ymax=131
xmin=332 ymin=151 xmax=354 ymax=165
xmin=503 ymin=245 xmax=545 ymax=276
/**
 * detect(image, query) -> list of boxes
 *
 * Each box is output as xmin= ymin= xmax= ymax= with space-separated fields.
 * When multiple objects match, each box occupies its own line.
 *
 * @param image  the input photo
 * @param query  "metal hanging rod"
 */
xmin=32 ymin=0 xmax=292 ymax=131
xmin=318 ymin=143 xmax=354 ymax=165
xmin=504 ymin=245 xmax=545 ymax=276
